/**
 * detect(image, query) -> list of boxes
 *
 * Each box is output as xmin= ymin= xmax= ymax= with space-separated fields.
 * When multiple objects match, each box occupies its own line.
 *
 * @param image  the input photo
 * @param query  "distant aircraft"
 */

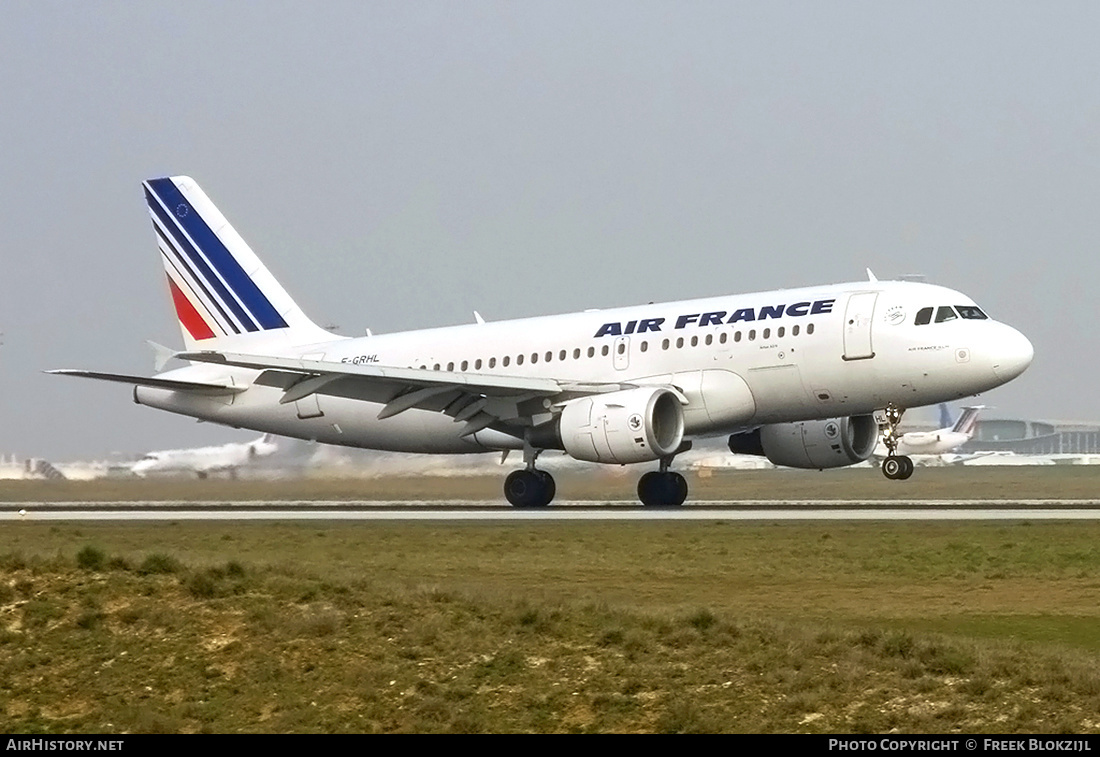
xmin=873 ymin=405 xmax=985 ymax=478
xmin=131 ymin=434 xmax=278 ymax=478
xmin=51 ymin=176 xmax=1033 ymax=505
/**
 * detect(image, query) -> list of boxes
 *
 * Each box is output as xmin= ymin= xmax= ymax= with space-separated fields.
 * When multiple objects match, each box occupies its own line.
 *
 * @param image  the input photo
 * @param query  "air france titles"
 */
xmin=593 ymin=299 xmax=835 ymax=338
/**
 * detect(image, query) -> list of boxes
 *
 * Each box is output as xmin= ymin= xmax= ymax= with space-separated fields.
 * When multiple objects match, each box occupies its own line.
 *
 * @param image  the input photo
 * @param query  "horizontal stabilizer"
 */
xmin=46 ymin=370 xmax=245 ymax=395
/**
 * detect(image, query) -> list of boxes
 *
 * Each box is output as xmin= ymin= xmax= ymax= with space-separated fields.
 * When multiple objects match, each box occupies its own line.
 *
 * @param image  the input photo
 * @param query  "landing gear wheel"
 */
xmin=638 ymin=471 xmax=689 ymax=507
xmin=881 ymin=455 xmax=914 ymax=481
xmin=504 ymin=469 xmax=556 ymax=507
xmin=896 ymin=455 xmax=914 ymax=480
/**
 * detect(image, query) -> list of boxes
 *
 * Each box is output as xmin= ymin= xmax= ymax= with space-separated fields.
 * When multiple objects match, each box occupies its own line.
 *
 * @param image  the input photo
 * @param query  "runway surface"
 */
xmin=7 ymin=499 xmax=1100 ymax=521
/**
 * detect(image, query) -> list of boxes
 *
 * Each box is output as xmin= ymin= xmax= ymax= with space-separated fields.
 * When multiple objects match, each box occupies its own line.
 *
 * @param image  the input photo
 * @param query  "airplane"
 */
xmin=49 ymin=176 xmax=1034 ymax=506
xmin=870 ymin=404 xmax=985 ymax=478
xmin=131 ymin=433 xmax=278 ymax=478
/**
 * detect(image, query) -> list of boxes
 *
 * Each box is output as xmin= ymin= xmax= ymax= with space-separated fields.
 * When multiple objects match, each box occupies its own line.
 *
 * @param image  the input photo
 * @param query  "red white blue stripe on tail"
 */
xmin=144 ymin=176 xmax=329 ymax=350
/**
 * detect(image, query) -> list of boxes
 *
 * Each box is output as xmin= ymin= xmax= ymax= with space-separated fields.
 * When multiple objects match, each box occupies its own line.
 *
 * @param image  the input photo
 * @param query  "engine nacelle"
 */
xmin=728 ymin=415 xmax=878 ymax=469
xmin=557 ymin=387 xmax=685 ymax=464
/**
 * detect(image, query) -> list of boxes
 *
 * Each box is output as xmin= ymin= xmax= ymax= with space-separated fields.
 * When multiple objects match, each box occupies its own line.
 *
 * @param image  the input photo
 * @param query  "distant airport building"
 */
xmin=960 ymin=419 xmax=1100 ymax=455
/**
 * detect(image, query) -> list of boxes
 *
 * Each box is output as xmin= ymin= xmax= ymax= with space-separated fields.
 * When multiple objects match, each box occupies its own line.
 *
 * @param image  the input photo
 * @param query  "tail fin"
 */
xmin=952 ymin=406 xmax=984 ymax=437
xmin=937 ymin=403 xmax=953 ymax=430
xmin=143 ymin=176 xmax=332 ymax=350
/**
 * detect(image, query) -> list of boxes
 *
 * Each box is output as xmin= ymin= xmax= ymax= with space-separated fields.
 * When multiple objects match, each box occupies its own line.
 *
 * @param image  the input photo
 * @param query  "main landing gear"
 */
xmin=637 ymin=449 xmax=689 ymax=507
xmin=503 ymin=444 xmax=692 ymax=507
xmin=878 ymin=402 xmax=914 ymax=481
xmin=504 ymin=446 xmax=556 ymax=508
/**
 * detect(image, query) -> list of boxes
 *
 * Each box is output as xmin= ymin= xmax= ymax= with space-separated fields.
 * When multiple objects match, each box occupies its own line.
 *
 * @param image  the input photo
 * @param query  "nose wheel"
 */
xmin=881 ymin=454 xmax=914 ymax=480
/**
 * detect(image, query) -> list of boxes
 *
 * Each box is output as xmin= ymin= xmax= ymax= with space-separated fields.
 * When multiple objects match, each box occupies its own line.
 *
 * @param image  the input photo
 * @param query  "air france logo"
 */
xmin=593 ymin=299 xmax=835 ymax=338
xmin=824 ymin=422 xmax=840 ymax=439
xmin=628 ymin=414 xmax=643 ymax=432
xmin=884 ymin=306 xmax=906 ymax=325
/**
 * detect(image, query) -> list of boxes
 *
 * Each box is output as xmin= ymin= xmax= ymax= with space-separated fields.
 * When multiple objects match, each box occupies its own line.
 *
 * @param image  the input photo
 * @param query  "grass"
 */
xmin=3 ymin=518 xmax=1100 ymax=732
xmin=2 ymin=464 xmax=1099 ymax=502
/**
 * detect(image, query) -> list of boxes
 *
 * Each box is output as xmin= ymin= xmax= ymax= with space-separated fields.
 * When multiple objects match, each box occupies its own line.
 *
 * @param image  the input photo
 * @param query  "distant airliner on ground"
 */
xmin=872 ymin=405 xmax=985 ymax=478
xmin=51 ymin=176 xmax=1033 ymax=505
xmin=131 ymin=434 xmax=278 ymax=478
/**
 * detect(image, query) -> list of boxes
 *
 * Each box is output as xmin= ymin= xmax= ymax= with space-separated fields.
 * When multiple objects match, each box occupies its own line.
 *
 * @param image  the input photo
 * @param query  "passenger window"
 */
xmin=601 ymin=345 xmax=609 ymax=357
xmin=705 ymin=334 xmax=713 ymax=346
xmin=573 ymin=348 xmax=580 ymax=359
xmin=503 ymin=356 xmax=510 ymax=367
xmin=734 ymin=331 xmax=742 ymax=342
xmin=447 ymin=362 xmax=454 ymax=371
xmin=433 ymin=363 xmax=440 ymax=371
xmin=690 ymin=336 xmax=698 ymax=347
xmin=517 ymin=354 xmax=524 ymax=365
xmin=719 ymin=332 xmax=727 ymax=344
xmin=662 ymin=339 xmax=670 ymax=350
xmin=475 ymin=359 xmax=482 ymax=370
xmin=640 ymin=341 xmax=648 ymax=352
xmin=777 ymin=326 xmax=785 ymax=338
xmin=807 ymin=323 xmax=815 ymax=335
xmin=546 ymin=351 xmax=553 ymax=362
xmin=748 ymin=330 xmax=756 ymax=341
xmin=935 ymin=306 xmax=957 ymax=323
xmin=763 ymin=328 xmax=770 ymax=339
xmin=559 ymin=350 xmax=566 ymax=361
xmin=461 ymin=360 xmax=468 ymax=371
xmin=531 ymin=353 xmax=538 ymax=364
xmin=792 ymin=325 xmax=799 ymax=336
xmin=676 ymin=337 xmax=684 ymax=349
xmin=617 ymin=343 xmax=625 ymax=354
xmin=956 ymin=305 xmax=988 ymax=320
xmin=587 ymin=347 xmax=595 ymax=358
xmin=914 ymin=307 xmax=933 ymax=325
xmin=489 ymin=357 xmax=496 ymax=368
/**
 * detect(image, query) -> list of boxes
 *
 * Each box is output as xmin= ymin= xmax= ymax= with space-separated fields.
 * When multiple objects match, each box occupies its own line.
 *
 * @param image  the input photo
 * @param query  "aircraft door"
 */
xmin=842 ymin=293 xmax=878 ymax=361
xmin=613 ymin=336 xmax=630 ymax=371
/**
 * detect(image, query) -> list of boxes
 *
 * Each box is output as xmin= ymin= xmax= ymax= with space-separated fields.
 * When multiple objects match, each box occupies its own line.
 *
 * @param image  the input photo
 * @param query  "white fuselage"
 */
xmin=135 ymin=280 xmax=1033 ymax=455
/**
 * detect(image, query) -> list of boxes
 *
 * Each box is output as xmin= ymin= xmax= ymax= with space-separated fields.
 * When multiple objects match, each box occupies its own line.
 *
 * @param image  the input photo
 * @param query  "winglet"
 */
xmin=866 ymin=268 xmax=878 ymax=282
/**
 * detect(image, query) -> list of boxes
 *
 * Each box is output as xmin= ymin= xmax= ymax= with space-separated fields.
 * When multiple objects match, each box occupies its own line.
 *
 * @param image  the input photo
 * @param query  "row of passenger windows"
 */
xmin=914 ymin=305 xmax=988 ymax=325
xmin=419 ymin=323 xmax=816 ymax=372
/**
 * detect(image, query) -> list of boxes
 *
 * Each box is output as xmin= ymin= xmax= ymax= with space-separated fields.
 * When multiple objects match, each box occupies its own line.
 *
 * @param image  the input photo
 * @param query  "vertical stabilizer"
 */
xmin=143 ymin=176 xmax=333 ymax=351
xmin=952 ymin=406 xmax=984 ymax=437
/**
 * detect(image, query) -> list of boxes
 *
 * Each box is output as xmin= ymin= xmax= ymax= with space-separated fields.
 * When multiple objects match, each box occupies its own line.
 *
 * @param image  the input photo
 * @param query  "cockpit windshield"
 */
xmin=913 ymin=304 xmax=988 ymax=325
xmin=955 ymin=305 xmax=987 ymax=320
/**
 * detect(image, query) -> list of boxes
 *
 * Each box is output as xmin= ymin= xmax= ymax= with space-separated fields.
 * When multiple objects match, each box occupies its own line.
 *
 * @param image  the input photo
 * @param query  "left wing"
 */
xmin=176 ymin=350 xmax=649 ymax=436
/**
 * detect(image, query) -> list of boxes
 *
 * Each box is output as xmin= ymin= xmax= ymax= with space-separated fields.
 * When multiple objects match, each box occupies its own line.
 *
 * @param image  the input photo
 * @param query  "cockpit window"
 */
xmin=934 ymin=306 xmax=957 ymax=323
xmin=914 ymin=307 xmax=933 ymax=326
xmin=955 ymin=305 xmax=988 ymax=320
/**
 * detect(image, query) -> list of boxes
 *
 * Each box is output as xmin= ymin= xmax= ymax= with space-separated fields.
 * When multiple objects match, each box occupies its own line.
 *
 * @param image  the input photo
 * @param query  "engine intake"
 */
xmin=728 ymin=415 xmax=878 ymax=469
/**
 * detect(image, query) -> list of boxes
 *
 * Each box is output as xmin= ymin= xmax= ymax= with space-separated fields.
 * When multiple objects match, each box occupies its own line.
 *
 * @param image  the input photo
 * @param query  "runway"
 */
xmin=7 ymin=499 xmax=1100 ymax=521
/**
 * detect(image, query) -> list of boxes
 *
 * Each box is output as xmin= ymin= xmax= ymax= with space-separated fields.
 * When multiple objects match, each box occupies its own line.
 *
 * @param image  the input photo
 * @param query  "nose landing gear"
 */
xmin=878 ymin=402 xmax=914 ymax=481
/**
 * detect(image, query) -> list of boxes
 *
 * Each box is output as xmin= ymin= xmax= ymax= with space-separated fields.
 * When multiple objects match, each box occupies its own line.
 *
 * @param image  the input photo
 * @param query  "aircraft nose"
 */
xmin=991 ymin=325 xmax=1034 ymax=382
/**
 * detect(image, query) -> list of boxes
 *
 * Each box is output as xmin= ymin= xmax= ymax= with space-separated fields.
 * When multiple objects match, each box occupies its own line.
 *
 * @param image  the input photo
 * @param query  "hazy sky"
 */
xmin=2 ymin=1 xmax=1097 ymax=460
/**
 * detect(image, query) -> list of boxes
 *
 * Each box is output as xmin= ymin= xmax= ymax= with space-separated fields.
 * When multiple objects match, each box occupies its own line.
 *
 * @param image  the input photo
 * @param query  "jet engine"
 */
xmin=549 ymin=387 xmax=685 ymax=465
xmin=728 ymin=415 xmax=878 ymax=469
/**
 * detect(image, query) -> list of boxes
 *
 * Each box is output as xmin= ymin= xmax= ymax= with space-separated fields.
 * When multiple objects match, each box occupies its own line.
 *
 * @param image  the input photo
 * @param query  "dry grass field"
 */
xmin=2 ymin=466 xmax=1100 ymax=733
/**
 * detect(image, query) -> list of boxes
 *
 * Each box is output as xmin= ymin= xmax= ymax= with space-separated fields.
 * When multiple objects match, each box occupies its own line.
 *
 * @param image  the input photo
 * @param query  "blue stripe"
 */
xmin=157 ymin=230 xmax=237 ymax=335
xmin=145 ymin=187 xmax=258 ymax=332
xmin=146 ymin=179 xmax=288 ymax=330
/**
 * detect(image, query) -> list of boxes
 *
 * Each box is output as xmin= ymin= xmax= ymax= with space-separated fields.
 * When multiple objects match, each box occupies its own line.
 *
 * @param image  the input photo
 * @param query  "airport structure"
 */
xmin=960 ymin=419 xmax=1100 ymax=455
